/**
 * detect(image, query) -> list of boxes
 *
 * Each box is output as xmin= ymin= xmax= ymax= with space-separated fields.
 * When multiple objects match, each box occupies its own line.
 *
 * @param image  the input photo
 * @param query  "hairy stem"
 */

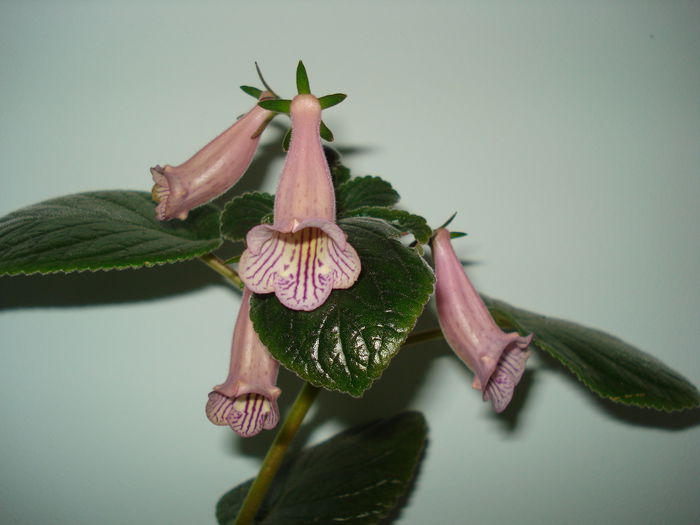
xmin=403 ymin=327 xmax=444 ymax=347
xmin=199 ymin=253 xmax=243 ymax=289
xmin=234 ymin=382 xmax=320 ymax=524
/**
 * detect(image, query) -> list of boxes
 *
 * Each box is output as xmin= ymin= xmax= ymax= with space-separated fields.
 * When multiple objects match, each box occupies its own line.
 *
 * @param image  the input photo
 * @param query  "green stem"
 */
xmin=198 ymin=253 xmax=243 ymax=289
xmin=403 ymin=327 xmax=444 ymax=347
xmin=234 ymin=382 xmax=320 ymax=525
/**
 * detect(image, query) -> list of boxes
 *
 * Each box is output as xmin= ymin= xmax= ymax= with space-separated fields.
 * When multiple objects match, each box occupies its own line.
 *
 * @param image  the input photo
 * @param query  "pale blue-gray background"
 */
xmin=1 ymin=1 xmax=699 ymax=524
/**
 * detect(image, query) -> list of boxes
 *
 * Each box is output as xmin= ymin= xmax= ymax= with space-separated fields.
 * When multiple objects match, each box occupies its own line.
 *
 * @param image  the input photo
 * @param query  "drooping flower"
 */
xmin=432 ymin=228 xmax=532 ymax=412
xmin=205 ymin=287 xmax=281 ymax=437
xmin=238 ymin=94 xmax=361 ymax=311
xmin=151 ymin=91 xmax=276 ymax=221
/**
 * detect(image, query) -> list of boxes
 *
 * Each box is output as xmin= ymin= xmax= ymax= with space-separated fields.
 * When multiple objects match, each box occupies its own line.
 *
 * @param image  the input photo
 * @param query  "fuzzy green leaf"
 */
xmin=324 ymin=147 xmax=352 ymax=187
xmin=341 ymin=206 xmax=432 ymax=244
xmin=484 ymin=296 xmax=700 ymax=411
xmin=220 ymin=192 xmax=274 ymax=242
xmin=336 ymin=176 xmax=400 ymax=215
xmin=0 ymin=191 xmax=221 ymax=275
xmin=216 ymin=412 xmax=427 ymax=525
xmin=250 ymin=217 xmax=434 ymax=396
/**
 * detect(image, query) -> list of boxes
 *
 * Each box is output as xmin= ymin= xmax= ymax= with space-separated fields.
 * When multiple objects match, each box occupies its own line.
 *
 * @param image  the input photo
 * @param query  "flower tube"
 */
xmin=151 ymin=92 xmax=275 ymax=220
xmin=238 ymin=94 xmax=361 ymax=311
xmin=433 ymin=228 xmax=532 ymax=412
xmin=205 ymin=288 xmax=281 ymax=437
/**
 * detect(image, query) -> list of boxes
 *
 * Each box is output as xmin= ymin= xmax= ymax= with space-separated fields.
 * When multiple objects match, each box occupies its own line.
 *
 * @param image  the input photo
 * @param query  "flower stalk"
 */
xmin=198 ymin=253 xmax=244 ymax=289
xmin=234 ymin=382 xmax=320 ymax=525
xmin=402 ymin=328 xmax=445 ymax=347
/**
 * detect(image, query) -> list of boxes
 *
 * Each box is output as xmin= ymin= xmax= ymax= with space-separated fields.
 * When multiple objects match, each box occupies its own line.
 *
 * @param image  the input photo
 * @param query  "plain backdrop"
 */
xmin=1 ymin=2 xmax=699 ymax=524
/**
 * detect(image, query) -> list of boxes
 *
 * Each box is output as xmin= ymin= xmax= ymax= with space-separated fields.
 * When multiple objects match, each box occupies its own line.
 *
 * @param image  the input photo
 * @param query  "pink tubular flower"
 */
xmin=238 ymin=94 xmax=361 ymax=311
xmin=433 ymin=228 xmax=532 ymax=412
xmin=205 ymin=288 xmax=281 ymax=437
xmin=151 ymin=92 xmax=275 ymax=221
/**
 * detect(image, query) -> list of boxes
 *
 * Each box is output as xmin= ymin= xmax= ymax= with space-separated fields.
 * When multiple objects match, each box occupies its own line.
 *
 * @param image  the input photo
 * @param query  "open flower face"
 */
xmin=151 ymin=92 xmax=275 ymax=221
xmin=205 ymin=288 xmax=281 ymax=437
xmin=238 ymin=94 xmax=361 ymax=311
xmin=433 ymin=228 xmax=532 ymax=412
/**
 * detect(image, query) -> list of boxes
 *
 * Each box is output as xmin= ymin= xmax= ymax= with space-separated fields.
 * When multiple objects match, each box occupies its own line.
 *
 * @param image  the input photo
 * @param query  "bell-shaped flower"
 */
xmin=206 ymin=287 xmax=281 ymax=437
xmin=151 ymin=91 xmax=276 ymax=221
xmin=238 ymin=94 xmax=361 ymax=311
xmin=432 ymin=228 xmax=532 ymax=412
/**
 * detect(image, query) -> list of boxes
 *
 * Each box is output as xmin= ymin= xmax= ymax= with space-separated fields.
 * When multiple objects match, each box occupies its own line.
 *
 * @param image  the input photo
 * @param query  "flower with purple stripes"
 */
xmin=206 ymin=288 xmax=281 ymax=437
xmin=238 ymin=94 xmax=361 ymax=311
xmin=432 ymin=228 xmax=532 ymax=412
xmin=151 ymin=91 xmax=276 ymax=221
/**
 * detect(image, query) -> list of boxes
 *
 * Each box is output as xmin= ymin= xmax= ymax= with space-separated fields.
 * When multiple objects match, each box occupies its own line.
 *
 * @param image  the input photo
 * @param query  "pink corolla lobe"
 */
xmin=238 ymin=94 xmax=361 ymax=311
xmin=151 ymin=91 xmax=276 ymax=221
xmin=433 ymin=228 xmax=532 ymax=412
xmin=205 ymin=288 xmax=281 ymax=437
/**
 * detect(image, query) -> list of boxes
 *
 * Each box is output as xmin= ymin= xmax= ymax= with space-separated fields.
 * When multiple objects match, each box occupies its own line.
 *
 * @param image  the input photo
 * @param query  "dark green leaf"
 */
xmin=250 ymin=217 xmax=435 ymax=396
xmin=483 ymin=296 xmax=700 ymax=411
xmin=282 ymin=128 xmax=292 ymax=151
xmin=0 ymin=191 xmax=221 ymax=275
xmin=450 ymin=231 xmax=467 ymax=239
xmin=220 ymin=192 xmax=274 ymax=242
xmin=240 ymin=85 xmax=263 ymax=99
xmin=296 ymin=60 xmax=311 ymax=94
xmin=216 ymin=412 xmax=428 ymax=525
xmin=324 ymin=147 xmax=352 ymax=187
xmin=319 ymin=120 xmax=334 ymax=142
xmin=318 ymin=93 xmax=347 ymax=109
xmin=336 ymin=176 xmax=400 ymax=215
xmin=258 ymin=99 xmax=291 ymax=113
xmin=341 ymin=206 xmax=432 ymax=245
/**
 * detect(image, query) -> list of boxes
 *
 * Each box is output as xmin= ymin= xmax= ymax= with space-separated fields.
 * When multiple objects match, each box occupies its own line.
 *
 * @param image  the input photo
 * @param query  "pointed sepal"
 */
xmin=258 ymin=99 xmax=291 ymax=113
xmin=319 ymin=120 xmax=334 ymax=142
xmin=318 ymin=93 xmax=347 ymax=109
xmin=296 ymin=60 xmax=311 ymax=94
xmin=240 ymin=85 xmax=263 ymax=99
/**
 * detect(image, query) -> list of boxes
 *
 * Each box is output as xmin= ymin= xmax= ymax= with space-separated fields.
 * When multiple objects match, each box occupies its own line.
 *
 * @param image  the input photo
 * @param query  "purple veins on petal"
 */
xmin=230 ymin=393 xmax=276 ymax=437
xmin=206 ymin=392 xmax=277 ymax=438
xmin=240 ymin=226 xmax=360 ymax=311
xmin=482 ymin=341 xmax=532 ymax=413
xmin=205 ymin=391 xmax=235 ymax=426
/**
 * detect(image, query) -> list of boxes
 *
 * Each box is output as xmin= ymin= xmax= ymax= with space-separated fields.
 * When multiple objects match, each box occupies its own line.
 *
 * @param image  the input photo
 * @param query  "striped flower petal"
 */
xmin=206 ymin=392 xmax=278 ymax=437
xmin=240 ymin=224 xmax=361 ymax=311
xmin=482 ymin=340 xmax=532 ymax=412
